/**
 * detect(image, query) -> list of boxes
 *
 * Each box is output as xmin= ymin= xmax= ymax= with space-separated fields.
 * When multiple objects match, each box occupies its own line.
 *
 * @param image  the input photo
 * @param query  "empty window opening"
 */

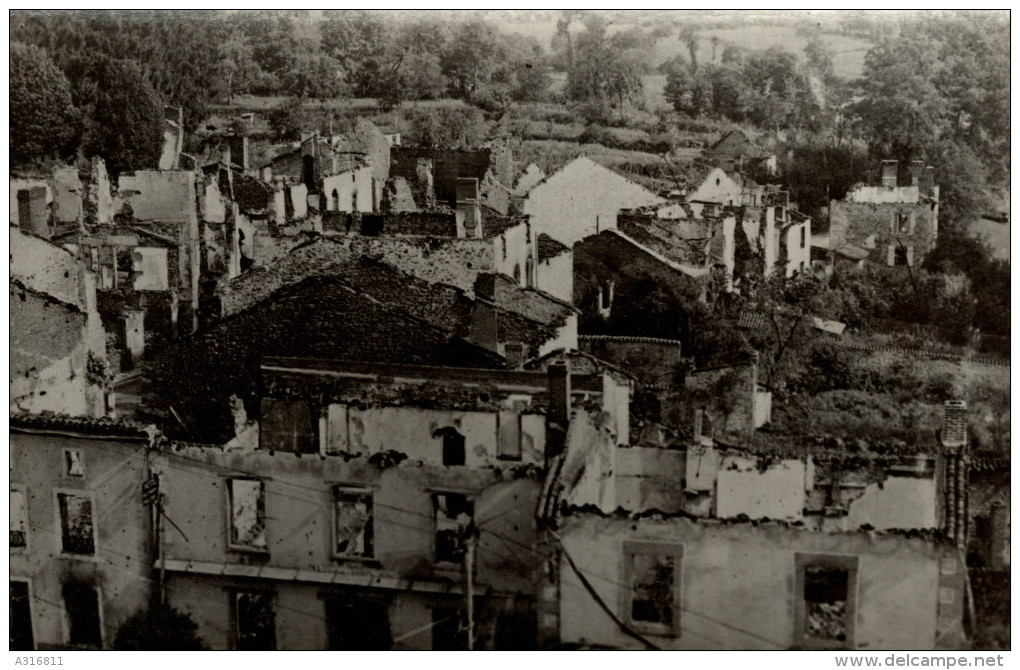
xmin=58 ymin=492 xmax=95 ymax=555
xmin=10 ymin=489 xmax=27 ymax=548
xmin=433 ymin=493 xmax=473 ymax=564
xmin=259 ymin=398 xmax=317 ymax=454
xmin=331 ymin=189 xmax=339 ymax=211
xmin=795 ymin=553 xmax=857 ymax=649
xmin=64 ymin=449 xmax=85 ymax=477
xmin=434 ymin=426 xmax=466 ymax=466
xmin=63 ymin=583 xmax=102 ymax=649
xmin=352 ymin=190 xmax=360 ymax=212
xmin=624 ymin=541 xmax=682 ymax=637
xmin=894 ymin=246 xmax=910 ymax=267
xmin=893 ymin=211 xmax=913 ymax=235
xmin=804 ymin=566 xmax=849 ymax=642
xmin=10 ymin=581 xmax=34 ymax=650
xmin=228 ymin=479 xmax=267 ymax=551
xmin=233 ymin=591 xmax=275 ymax=650
xmin=334 ymin=488 xmax=373 ymax=559
xmin=513 ymin=264 xmax=521 ymax=284
xmin=631 ymin=554 xmax=674 ymax=625
xmin=326 ymin=597 xmax=391 ymax=650
xmin=525 ymin=256 xmax=535 ymax=288
xmin=800 ymin=226 xmax=807 ymax=248
xmin=302 ymin=155 xmax=315 ymax=190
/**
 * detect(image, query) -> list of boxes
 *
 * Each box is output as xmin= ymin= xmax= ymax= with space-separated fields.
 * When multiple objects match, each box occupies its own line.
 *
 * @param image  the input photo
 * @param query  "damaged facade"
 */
xmin=823 ymin=160 xmax=939 ymax=269
xmin=534 ymin=397 xmax=972 ymax=650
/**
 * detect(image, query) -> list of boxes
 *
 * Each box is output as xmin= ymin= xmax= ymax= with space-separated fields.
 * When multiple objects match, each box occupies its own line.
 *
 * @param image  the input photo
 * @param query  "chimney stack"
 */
xmin=940 ymin=400 xmax=970 ymax=548
xmin=546 ymin=361 xmax=571 ymax=461
xmin=881 ymin=160 xmax=898 ymax=188
xmin=469 ymin=274 xmax=498 ymax=352
xmin=940 ymin=400 xmax=968 ymax=451
xmin=456 ymin=178 xmax=481 ymax=238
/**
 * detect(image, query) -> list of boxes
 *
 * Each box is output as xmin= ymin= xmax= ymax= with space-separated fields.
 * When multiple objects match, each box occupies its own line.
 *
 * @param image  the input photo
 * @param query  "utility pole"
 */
xmin=462 ymin=521 xmax=477 ymax=650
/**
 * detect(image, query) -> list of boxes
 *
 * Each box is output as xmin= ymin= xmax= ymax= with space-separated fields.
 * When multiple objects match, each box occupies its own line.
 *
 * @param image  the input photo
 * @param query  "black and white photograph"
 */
xmin=7 ymin=8 xmax=1010 ymax=656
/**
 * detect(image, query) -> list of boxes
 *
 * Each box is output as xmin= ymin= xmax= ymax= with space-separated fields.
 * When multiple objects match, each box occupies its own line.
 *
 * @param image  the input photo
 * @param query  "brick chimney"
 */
xmin=469 ymin=274 xmax=498 ymax=352
xmin=546 ymin=361 xmax=571 ymax=461
xmin=940 ymin=400 xmax=970 ymax=548
xmin=456 ymin=178 xmax=481 ymax=238
xmin=940 ymin=400 xmax=968 ymax=450
xmin=881 ymin=160 xmax=898 ymax=188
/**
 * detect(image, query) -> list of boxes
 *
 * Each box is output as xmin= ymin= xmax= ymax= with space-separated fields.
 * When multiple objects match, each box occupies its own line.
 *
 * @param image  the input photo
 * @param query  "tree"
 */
xmin=10 ymin=42 xmax=80 ymax=165
xmin=565 ymin=15 xmax=644 ymax=119
xmin=71 ymin=57 xmax=164 ymax=174
xmin=853 ymin=35 xmax=948 ymax=161
xmin=283 ymin=52 xmax=346 ymax=102
xmin=677 ymin=25 xmax=699 ymax=72
xmin=407 ymin=106 xmax=488 ymax=150
xmin=268 ymin=98 xmax=305 ymax=141
xmin=114 ymin=604 xmax=206 ymax=650
xmin=803 ymin=36 xmax=834 ymax=80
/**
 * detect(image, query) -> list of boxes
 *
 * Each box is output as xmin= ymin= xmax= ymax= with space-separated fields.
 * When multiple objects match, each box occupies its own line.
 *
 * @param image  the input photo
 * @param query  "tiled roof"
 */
xmin=736 ymin=311 xmax=766 ymax=330
xmin=10 ymin=411 xmax=156 ymax=440
xmin=537 ymin=233 xmax=570 ymax=261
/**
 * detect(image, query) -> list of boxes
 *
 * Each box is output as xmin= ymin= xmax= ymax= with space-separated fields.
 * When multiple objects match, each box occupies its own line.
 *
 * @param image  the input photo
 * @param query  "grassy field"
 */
xmin=499 ymin=20 xmax=873 ymax=79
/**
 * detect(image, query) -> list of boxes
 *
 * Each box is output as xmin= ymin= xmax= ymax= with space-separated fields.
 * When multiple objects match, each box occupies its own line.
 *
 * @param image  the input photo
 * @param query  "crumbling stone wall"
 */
xmin=682 ymin=355 xmax=758 ymax=442
xmin=10 ymin=283 xmax=91 ymax=416
xmin=10 ymin=226 xmax=84 ymax=307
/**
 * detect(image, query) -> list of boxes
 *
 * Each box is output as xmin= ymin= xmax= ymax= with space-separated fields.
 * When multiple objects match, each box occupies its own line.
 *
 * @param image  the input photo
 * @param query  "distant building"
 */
xmin=703 ymin=129 xmax=778 ymax=176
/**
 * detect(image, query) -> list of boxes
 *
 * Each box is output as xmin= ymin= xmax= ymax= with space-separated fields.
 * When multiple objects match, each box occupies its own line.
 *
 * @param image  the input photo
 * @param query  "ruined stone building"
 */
xmin=822 ymin=160 xmax=939 ymax=269
xmin=534 ymin=399 xmax=972 ymax=650
xmin=146 ymin=359 xmax=629 ymax=649
xmin=390 ymin=141 xmax=515 ymax=214
xmin=10 ymin=413 xmax=158 ymax=650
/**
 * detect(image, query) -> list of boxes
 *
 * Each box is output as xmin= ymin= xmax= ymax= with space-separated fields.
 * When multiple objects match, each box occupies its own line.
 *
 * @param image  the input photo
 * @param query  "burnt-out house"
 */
xmin=262 ymin=132 xmax=379 ymax=217
xmin=573 ymin=227 xmax=710 ymax=334
xmin=618 ymin=202 xmax=737 ymax=291
xmin=534 ymin=400 xmax=972 ymax=650
xmin=64 ymin=169 xmax=204 ymax=372
xmin=825 ymin=160 xmax=939 ymax=269
xmin=151 ymin=358 xmax=630 ymax=649
xmin=144 ymin=256 xmax=576 ymax=444
xmin=390 ymin=141 xmax=515 ymax=214
xmin=10 ymin=412 xmax=158 ymax=650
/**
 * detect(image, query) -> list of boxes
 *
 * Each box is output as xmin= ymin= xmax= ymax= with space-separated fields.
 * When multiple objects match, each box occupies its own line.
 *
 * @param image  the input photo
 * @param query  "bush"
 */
xmin=114 ymin=604 xmax=207 ymax=650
